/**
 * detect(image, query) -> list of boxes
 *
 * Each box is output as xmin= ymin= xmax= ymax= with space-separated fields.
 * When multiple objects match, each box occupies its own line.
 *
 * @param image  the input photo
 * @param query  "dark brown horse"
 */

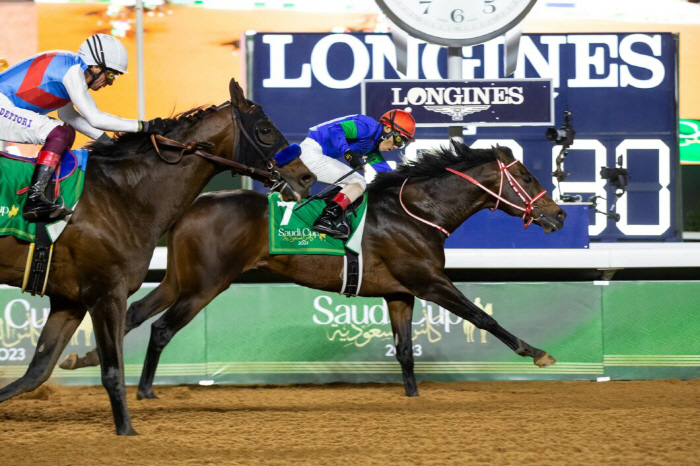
xmin=0 ymin=78 xmax=315 ymax=435
xmin=64 ymin=143 xmax=566 ymax=401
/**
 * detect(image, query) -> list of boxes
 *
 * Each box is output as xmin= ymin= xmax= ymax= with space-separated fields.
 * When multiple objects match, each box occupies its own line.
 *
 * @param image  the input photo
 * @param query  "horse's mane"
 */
xmin=85 ymin=104 xmax=223 ymax=159
xmin=367 ymin=142 xmax=513 ymax=192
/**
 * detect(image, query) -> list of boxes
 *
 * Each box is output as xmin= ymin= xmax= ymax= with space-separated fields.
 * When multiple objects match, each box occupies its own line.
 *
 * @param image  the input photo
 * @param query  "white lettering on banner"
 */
xmin=262 ymin=33 xmax=666 ymax=90
xmin=3 ymin=299 xmax=49 ymax=330
xmin=263 ymin=35 xmax=312 ymax=88
xmin=310 ymin=34 xmax=370 ymax=89
xmin=619 ymin=34 xmax=664 ymax=89
xmin=312 ymin=295 xmax=389 ymax=325
xmin=391 ymin=86 xmax=524 ymax=106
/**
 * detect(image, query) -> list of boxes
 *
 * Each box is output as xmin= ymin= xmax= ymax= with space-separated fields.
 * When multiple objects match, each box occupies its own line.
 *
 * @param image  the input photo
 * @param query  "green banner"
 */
xmin=680 ymin=118 xmax=700 ymax=165
xmin=0 ymin=281 xmax=697 ymax=387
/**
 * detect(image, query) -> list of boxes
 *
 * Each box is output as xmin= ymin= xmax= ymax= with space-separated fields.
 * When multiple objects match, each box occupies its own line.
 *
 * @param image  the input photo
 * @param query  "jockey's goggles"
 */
xmin=385 ymin=130 xmax=408 ymax=149
xmin=103 ymin=68 xmax=121 ymax=83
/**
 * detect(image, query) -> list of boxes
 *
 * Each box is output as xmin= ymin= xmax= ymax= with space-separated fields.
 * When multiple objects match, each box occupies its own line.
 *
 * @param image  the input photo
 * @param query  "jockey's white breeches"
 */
xmin=299 ymin=137 xmax=367 ymax=191
xmin=0 ymin=93 xmax=61 ymax=146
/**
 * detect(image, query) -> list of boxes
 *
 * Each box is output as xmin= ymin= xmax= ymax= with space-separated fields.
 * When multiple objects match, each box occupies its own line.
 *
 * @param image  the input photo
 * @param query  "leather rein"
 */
xmin=149 ymin=102 xmax=283 ymax=184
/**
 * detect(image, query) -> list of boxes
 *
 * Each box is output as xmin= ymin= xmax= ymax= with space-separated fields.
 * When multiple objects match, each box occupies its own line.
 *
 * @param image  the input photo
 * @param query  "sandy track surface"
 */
xmin=1 ymin=379 xmax=699 ymax=465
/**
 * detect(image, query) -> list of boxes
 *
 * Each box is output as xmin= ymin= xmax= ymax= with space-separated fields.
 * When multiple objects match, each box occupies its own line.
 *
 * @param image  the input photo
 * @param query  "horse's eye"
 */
xmin=260 ymin=127 xmax=272 ymax=135
xmin=523 ymin=176 xmax=532 ymax=183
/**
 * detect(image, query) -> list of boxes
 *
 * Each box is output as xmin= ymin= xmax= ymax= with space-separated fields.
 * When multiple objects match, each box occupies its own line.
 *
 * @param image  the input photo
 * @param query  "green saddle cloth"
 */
xmin=268 ymin=192 xmax=368 ymax=256
xmin=0 ymin=149 xmax=87 ymax=243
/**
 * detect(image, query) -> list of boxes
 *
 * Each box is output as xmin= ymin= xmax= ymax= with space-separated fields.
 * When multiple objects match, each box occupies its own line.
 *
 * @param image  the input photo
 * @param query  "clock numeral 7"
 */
xmin=419 ymin=0 xmax=432 ymax=14
xmin=484 ymin=0 xmax=497 ymax=14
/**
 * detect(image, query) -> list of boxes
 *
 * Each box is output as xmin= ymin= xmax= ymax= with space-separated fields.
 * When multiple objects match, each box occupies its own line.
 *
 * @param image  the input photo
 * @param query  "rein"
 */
xmin=149 ymin=101 xmax=285 ymax=184
xmin=399 ymin=159 xmax=547 ymax=236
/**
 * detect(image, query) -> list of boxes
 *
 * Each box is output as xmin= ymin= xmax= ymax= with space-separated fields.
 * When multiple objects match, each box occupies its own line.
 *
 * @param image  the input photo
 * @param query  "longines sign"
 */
xmin=362 ymin=79 xmax=553 ymax=126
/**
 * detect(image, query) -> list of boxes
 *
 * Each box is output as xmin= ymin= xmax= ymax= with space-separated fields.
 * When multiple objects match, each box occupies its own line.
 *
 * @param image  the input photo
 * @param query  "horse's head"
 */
xmin=229 ymin=79 xmax=315 ymax=202
xmin=481 ymin=146 xmax=565 ymax=233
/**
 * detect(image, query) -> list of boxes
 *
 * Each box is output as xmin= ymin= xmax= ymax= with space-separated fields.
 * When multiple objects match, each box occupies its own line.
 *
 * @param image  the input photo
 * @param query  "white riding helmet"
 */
xmin=78 ymin=33 xmax=128 ymax=74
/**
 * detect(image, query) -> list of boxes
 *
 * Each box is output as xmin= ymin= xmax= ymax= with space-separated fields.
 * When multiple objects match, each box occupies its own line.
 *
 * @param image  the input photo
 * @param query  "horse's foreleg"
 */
xmin=416 ymin=278 xmax=555 ymax=368
xmin=0 ymin=298 xmax=85 ymax=402
xmin=137 ymin=291 xmax=215 ymax=400
xmin=60 ymin=280 xmax=178 ymax=371
xmin=386 ymin=293 xmax=418 ymax=396
xmin=90 ymin=290 xmax=137 ymax=436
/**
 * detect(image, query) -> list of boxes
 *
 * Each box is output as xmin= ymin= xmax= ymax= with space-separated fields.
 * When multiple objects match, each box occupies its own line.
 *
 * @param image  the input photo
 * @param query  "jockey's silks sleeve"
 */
xmin=365 ymin=150 xmax=392 ymax=172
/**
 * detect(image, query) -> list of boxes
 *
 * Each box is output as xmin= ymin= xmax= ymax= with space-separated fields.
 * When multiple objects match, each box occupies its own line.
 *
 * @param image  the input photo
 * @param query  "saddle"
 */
xmin=0 ymin=149 xmax=88 ymax=295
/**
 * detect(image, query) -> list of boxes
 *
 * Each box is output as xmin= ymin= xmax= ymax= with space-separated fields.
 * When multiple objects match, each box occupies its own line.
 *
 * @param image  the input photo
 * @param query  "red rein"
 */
xmin=400 ymin=160 xmax=547 ymax=237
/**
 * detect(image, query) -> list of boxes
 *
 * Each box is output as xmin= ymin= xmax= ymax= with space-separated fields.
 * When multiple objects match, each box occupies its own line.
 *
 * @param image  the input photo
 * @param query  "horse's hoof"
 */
xmin=137 ymin=390 xmax=158 ymax=400
xmin=535 ymin=353 xmax=556 ymax=367
xmin=58 ymin=353 xmax=79 ymax=370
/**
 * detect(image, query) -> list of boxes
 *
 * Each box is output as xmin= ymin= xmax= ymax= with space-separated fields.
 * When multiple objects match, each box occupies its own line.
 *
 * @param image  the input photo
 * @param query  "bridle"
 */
xmin=399 ymin=159 xmax=548 ymax=237
xmin=150 ymin=102 xmax=288 ymax=187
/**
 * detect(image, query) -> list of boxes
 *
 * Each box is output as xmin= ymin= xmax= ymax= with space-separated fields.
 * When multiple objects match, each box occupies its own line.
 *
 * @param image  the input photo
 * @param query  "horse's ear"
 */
xmin=229 ymin=78 xmax=245 ymax=107
xmin=493 ymin=145 xmax=514 ymax=162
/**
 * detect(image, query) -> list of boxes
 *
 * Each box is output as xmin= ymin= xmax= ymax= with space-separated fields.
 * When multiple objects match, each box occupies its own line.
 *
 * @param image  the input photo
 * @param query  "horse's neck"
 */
xmin=395 ymin=165 xmax=494 ymax=235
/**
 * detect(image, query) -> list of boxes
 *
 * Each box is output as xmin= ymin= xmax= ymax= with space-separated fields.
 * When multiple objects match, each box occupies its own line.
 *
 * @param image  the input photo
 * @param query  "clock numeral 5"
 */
xmin=419 ymin=0 xmax=432 ymax=14
xmin=484 ymin=0 xmax=497 ymax=14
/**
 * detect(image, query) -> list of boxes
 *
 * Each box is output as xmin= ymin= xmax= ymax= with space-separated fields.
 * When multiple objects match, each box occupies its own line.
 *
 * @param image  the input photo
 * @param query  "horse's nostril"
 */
xmin=303 ymin=175 xmax=314 ymax=185
xmin=556 ymin=210 xmax=567 ymax=221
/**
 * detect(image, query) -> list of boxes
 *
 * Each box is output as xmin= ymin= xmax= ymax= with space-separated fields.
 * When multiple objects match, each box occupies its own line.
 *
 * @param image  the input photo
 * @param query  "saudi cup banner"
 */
xmin=2 ymin=282 xmax=698 ymax=385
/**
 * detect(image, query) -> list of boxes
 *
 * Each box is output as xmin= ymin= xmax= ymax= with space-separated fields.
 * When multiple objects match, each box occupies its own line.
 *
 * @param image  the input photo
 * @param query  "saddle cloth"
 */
xmin=0 ymin=148 xmax=88 ymax=243
xmin=267 ymin=192 xmax=368 ymax=256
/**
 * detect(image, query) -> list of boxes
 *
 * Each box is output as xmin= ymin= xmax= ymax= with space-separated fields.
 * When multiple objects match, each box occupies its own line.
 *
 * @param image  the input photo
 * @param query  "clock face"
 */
xmin=377 ymin=0 xmax=538 ymax=47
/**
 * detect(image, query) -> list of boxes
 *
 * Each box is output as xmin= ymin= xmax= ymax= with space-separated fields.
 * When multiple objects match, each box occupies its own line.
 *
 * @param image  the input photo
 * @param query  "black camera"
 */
xmin=600 ymin=156 xmax=630 ymax=192
xmin=546 ymin=110 xmax=576 ymax=146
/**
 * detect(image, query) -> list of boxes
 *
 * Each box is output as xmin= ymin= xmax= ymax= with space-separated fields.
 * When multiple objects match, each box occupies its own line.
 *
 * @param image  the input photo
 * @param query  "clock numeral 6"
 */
xmin=484 ymin=0 xmax=496 ymax=14
xmin=451 ymin=9 xmax=464 ymax=22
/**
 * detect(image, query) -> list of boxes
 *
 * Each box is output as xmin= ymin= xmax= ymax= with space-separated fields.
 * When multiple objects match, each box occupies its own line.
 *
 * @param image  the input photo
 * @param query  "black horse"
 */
xmin=64 ymin=143 xmax=566 ymax=400
xmin=0 ymin=78 xmax=315 ymax=435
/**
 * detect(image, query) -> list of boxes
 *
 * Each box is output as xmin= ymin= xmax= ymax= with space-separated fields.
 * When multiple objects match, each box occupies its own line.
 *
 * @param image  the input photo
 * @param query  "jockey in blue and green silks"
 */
xmin=301 ymin=109 xmax=416 ymax=239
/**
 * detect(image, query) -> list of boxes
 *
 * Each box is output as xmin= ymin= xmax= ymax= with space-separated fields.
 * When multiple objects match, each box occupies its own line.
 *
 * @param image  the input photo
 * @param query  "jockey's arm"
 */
xmin=57 ymin=103 xmax=106 ymax=140
xmin=62 ymin=65 xmax=139 ymax=133
xmin=327 ymin=121 xmax=351 ymax=157
xmin=365 ymin=150 xmax=392 ymax=172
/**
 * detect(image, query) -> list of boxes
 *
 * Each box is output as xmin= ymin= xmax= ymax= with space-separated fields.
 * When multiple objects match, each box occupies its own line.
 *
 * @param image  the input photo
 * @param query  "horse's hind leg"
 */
xmin=60 ymin=279 xmax=179 ymax=371
xmin=89 ymin=288 xmax=137 ymax=436
xmin=386 ymin=293 xmax=418 ymax=397
xmin=137 ymin=290 xmax=219 ymax=400
xmin=414 ymin=272 xmax=555 ymax=367
xmin=0 ymin=297 xmax=85 ymax=402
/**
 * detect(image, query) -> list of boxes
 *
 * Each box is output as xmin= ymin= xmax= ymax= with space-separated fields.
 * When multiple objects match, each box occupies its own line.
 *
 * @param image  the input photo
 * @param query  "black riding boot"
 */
xmin=313 ymin=202 xmax=350 ymax=239
xmin=22 ymin=164 xmax=71 ymax=222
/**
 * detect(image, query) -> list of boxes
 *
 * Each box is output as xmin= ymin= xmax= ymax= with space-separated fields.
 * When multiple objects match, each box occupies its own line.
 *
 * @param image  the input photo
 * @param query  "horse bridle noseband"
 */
xmin=399 ymin=159 xmax=548 ymax=237
xmin=150 ymin=101 xmax=287 ymax=186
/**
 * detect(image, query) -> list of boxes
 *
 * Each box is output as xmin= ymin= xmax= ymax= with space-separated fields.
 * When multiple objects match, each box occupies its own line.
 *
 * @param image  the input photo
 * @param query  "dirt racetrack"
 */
xmin=1 ymin=379 xmax=699 ymax=465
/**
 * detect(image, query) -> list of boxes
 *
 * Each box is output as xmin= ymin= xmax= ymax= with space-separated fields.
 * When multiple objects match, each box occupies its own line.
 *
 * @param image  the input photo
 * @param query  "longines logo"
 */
xmin=424 ymin=105 xmax=491 ymax=121
xmin=391 ymin=86 xmax=523 ymax=121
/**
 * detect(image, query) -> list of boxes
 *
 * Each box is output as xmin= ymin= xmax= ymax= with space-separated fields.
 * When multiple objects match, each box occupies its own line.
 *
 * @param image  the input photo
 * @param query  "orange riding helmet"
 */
xmin=379 ymin=109 xmax=416 ymax=142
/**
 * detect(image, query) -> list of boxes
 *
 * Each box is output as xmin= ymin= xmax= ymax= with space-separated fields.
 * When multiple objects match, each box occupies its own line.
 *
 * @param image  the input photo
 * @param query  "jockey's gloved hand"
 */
xmin=344 ymin=150 xmax=365 ymax=169
xmin=139 ymin=118 xmax=167 ymax=135
xmin=96 ymin=133 xmax=114 ymax=144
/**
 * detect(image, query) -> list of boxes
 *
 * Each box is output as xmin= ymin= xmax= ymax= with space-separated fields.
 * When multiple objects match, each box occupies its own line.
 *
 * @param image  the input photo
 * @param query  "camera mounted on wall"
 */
xmin=548 ymin=110 xmax=579 ymax=205
xmin=589 ymin=155 xmax=630 ymax=222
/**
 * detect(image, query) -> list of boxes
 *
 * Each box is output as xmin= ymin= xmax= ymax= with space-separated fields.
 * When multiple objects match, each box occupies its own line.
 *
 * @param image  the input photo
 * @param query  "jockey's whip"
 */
xmin=293 ymin=162 xmax=366 ymax=211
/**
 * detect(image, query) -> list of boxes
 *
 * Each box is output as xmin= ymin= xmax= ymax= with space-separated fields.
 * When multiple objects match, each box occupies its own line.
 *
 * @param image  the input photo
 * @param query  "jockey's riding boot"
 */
xmin=22 ymin=164 xmax=71 ymax=222
xmin=313 ymin=201 xmax=350 ymax=239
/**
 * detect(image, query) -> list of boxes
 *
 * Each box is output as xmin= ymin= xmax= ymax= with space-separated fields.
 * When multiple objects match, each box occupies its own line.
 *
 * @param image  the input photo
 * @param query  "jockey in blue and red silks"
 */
xmin=0 ymin=34 xmax=167 ymax=222
xmin=301 ymin=109 xmax=416 ymax=239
